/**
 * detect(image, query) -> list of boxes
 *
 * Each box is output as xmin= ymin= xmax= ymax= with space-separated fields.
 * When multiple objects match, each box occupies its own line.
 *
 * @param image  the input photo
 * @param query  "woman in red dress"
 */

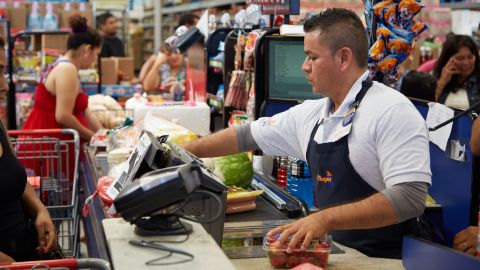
xmin=24 ymin=15 xmax=102 ymax=140
xmin=21 ymin=15 xmax=102 ymax=182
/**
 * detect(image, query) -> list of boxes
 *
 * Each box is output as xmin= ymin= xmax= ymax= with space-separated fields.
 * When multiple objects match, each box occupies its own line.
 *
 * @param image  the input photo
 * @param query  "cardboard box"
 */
xmin=59 ymin=10 xmax=94 ymax=29
xmin=41 ymin=34 xmax=69 ymax=51
xmin=112 ymin=57 xmax=134 ymax=79
xmin=6 ymin=6 xmax=27 ymax=31
xmin=101 ymin=58 xmax=118 ymax=85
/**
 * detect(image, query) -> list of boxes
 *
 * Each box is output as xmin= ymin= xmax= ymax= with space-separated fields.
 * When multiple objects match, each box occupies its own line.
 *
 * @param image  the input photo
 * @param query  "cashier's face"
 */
xmin=0 ymin=46 xmax=8 ymax=102
xmin=302 ymin=31 xmax=337 ymax=96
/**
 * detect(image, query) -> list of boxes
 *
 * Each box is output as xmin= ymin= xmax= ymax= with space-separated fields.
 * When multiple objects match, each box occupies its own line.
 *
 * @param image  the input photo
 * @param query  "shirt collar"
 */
xmin=330 ymin=70 xmax=370 ymax=118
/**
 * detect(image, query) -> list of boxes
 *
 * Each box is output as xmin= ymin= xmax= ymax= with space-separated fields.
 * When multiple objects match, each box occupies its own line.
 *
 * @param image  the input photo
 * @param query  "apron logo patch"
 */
xmin=317 ymin=170 xmax=333 ymax=183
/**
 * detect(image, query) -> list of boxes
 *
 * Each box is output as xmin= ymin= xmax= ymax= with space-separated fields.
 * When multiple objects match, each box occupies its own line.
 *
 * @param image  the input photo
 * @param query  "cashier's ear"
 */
xmin=336 ymin=47 xmax=353 ymax=72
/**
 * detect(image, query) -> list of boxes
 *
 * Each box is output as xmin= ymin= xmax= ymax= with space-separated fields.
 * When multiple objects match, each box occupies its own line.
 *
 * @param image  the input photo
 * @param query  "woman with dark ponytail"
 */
xmin=23 ymin=15 xmax=102 ymax=141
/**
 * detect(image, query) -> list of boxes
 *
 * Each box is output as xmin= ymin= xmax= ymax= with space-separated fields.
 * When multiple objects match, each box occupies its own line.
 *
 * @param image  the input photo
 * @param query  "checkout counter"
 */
xmin=80 ymin=138 xmax=408 ymax=270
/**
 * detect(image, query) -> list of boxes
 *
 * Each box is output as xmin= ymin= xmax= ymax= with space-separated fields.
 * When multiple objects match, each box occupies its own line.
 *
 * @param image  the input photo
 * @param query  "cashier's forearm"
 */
xmin=320 ymin=192 xmax=397 ymax=232
xmin=182 ymin=127 xmax=239 ymax=158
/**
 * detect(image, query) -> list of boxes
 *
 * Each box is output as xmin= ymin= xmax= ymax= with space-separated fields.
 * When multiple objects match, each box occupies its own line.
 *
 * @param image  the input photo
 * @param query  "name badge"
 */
xmin=342 ymin=104 xmax=357 ymax=127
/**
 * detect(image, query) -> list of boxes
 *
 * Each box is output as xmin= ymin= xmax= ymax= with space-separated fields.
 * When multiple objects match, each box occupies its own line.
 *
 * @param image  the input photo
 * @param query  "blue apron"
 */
xmin=306 ymin=80 xmax=423 ymax=259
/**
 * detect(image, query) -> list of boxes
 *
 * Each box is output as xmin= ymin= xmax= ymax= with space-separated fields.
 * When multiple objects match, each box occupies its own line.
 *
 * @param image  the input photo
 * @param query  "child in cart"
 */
xmin=0 ymin=36 xmax=57 ymax=262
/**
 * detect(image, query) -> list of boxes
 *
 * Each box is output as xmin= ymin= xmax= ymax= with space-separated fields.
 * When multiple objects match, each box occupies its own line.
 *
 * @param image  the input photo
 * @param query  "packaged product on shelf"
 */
xmin=16 ymin=93 xmax=34 ymax=129
xmin=101 ymin=85 xmax=136 ymax=98
xmin=15 ymin=52 xmax=42 ymax=82
xmin=79 ymin=69 xmax=99 ymax=83
xmin=228 ymin=110 xmax=250 ymax=127
xmin=42 ymin=48 xmax=63 ymax=71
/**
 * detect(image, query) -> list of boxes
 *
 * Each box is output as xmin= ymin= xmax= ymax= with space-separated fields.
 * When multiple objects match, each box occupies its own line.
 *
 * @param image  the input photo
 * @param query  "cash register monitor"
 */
xmin=266 ymin=38 xmax=321 ymax=101
xmin=113 ymin=132 xmax=227 ymax=236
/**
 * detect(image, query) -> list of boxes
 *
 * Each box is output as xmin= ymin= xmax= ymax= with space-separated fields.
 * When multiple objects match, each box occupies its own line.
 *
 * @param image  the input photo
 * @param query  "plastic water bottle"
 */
xmin=28 ymin=1 xmax=43 ymax=31
xmin=286 ymin=159 xmax=314 ymax=208
xmin=43 ymin=2 xmax=58 ymax=31
xmin=173 ymin=76 xmax=185 ymax=102
xmin=276 ymin=156 xmax=288 ymax=190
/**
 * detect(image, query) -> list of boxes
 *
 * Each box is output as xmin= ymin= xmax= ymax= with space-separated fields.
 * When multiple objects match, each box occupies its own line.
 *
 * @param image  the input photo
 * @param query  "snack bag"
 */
xmin=409 ymin=19 xmax=428 ymax=37
xmin=377 ymin=53 xmax=406 ymax=75
xmin=386 ymin=34 xmax=411 ymax=54
xmin=369 ymin=36 xmax=387 ymax=62
xmin=381 ymin=4 xmax=398 ymax=26
xmin=376 ymin=23 xmax=394 ymax=40
xmin=397 ymin=0 xmax=424 ymax=29
xmin=373 ymin=0 xmax=395 ymax=18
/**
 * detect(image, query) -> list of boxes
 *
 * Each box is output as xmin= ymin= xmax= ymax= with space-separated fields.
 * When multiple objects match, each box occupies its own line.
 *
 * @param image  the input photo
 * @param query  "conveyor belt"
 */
xmin=225 ymin=195 xmax=290 ymax=223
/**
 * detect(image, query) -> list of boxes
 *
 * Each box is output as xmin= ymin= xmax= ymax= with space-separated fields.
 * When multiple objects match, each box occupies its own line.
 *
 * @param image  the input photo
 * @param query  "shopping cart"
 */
xmin=0 ymin=258 xmax=111 ymax=270
xmin=7 ymin=129 xmax=80 ymax=258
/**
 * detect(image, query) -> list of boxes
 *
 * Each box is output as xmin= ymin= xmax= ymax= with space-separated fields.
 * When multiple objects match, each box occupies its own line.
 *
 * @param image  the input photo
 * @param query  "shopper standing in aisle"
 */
xmin=97 ymin=12 xmax=126 ymax=58
xmin=23 ymin=15 xmax=102 ymax=142
xmin=0 ymin=36 xmax=57 ymax=262
xmin=183 ymin=8 xmax=431 ymax=259
xmin=433 ymin=35 xmax=480 ymax=109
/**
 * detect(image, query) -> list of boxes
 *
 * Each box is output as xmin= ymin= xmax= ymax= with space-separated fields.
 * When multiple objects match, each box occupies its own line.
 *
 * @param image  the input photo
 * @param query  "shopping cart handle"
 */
xmin=8 ymin=129 xmax=66 ymax=135
xmin=0 ymin=258 xmax=111 ymax=270
xmin=8 ymin=129 xmax=80 ymax=141
xmin=0 ymin=258 xmax=77 ymax=269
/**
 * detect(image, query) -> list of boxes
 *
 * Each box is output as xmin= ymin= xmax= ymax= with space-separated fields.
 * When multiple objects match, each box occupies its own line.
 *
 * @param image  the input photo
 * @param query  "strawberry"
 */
xmin=268 ymin=251 xmax=286 ymax=268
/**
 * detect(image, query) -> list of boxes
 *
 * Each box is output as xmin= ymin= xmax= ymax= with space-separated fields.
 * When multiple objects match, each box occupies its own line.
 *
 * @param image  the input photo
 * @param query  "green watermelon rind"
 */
xmin=213 ymin=153 xmax=253 ymax=188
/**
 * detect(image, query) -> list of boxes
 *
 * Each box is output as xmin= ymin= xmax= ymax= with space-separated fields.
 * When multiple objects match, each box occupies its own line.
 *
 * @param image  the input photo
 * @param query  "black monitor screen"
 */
xmin=267 ymin=39 xmax=321 ymax=101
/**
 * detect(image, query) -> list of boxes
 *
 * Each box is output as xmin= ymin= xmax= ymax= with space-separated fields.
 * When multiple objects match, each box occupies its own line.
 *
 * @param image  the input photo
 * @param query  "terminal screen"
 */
xmin=268 ymin=40 xmax=321 ymax=101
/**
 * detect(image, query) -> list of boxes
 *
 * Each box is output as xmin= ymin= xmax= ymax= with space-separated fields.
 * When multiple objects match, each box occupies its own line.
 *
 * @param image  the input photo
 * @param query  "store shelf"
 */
xmin=143 ymin=37 xmax=154 ymax=41
xmin=440 ymin=2 xmax=480 ymax=9
xmin=143 ymin=24 xmax=154 ymax=29
xmin=162 ymin=0 xmax=246 ymax=14
xmin=144 ymin=11 xmax=154 ymax=18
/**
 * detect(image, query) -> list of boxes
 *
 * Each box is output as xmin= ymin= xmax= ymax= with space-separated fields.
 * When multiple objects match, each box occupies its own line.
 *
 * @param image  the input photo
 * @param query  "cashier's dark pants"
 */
xmin=306 ymin=80 xmax=427 ymax=259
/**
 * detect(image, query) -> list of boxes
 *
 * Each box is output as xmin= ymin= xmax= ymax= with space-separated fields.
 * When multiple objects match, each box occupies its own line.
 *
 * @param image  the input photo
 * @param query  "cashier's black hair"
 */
xmin=304 ymin=8 xmax=368 ymax=68
xmin=67 ymin=15 xmax=102 ymax=50
xmin=0 ymin=36 xmax=5 ymax=48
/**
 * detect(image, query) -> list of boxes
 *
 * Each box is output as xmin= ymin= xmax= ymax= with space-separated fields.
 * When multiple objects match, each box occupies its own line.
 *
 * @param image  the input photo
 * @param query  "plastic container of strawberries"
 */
xmin=262 ymin=233 xmax=332 ymax=269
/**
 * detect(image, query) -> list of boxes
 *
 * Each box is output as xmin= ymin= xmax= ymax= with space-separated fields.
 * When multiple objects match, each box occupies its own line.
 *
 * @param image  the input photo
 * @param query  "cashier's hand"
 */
xmin=267 ymin=212 xmax=330 ymax=253
xmin=453 ymin=226 xmax=478 ymax=255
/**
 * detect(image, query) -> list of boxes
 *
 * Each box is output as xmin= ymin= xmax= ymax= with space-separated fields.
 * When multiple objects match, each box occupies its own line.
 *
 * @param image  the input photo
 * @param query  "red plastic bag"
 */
xmin=82 ymin=176 xmax=117 ymax=218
